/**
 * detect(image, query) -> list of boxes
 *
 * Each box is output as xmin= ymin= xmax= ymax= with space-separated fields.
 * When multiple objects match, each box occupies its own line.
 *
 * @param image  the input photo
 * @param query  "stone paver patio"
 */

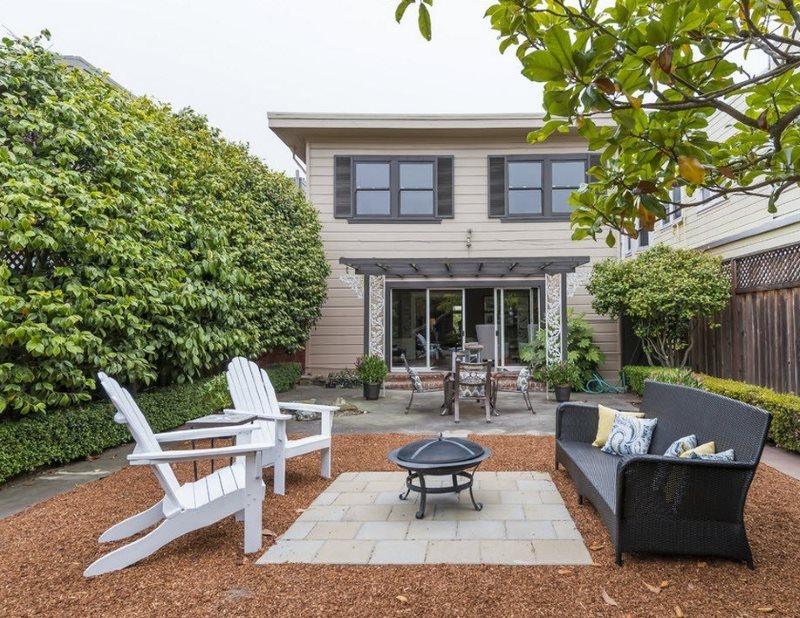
xmin=258 ymin=471 xmax=592 ymax=566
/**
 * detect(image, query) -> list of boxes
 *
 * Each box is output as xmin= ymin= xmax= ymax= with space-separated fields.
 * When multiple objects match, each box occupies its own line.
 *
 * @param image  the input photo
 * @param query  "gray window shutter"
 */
xmin=488 ymin=156 xmax=506 ymax=217
xmin=587 ymin=153 xmax=602 ymax=180
xmin=436 ymin=157 xmax=454 ymax=218
xmin=334 ymin=156 xmax=353 ymax=218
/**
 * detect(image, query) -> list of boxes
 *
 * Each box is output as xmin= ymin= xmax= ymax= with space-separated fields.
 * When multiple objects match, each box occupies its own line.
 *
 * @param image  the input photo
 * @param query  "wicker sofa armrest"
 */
xmin=555 ymin=402 xmax=598 ymax=443
xmin=616 ymin=455 xmax=756 ymax=522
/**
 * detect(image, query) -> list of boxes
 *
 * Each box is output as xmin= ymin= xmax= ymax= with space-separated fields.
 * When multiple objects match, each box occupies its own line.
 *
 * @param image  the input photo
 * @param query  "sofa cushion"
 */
xmin=687 ymin=448 xmax=735 ymax=462
xmin=680 ymin=441 xmax=715 ymax=458
xmin=601 ymin=414 xmax=658 ymax=456
xmin=559 ymin=441 xmax=620 ymax=514
xmin=664 ymin=434 xmax=698 ymax=457
xmin=592 ymin=404 xmax=645 ymax=447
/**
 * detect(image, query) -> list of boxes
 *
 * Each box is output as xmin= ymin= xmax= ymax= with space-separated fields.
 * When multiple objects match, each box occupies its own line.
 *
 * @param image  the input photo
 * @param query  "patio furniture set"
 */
xmin=401 ymin=353 xmax=534 ymax=422
xmin=85 ymin=356 xmax=772 ymax=577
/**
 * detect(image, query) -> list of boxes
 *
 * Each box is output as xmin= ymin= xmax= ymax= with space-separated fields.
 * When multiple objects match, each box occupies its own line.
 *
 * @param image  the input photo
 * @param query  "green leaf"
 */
xmin=522 ymin=50 xmax=565 ymax=82
xmin=543 ymin=25 xmax=574 ymax=70
xmin=605 ymin=230 xmax=616 ymax=247
xmin=395 ymin=0 xmax=414 ymax=23
xmin=418 ymin=3 xmax=432 ymax=41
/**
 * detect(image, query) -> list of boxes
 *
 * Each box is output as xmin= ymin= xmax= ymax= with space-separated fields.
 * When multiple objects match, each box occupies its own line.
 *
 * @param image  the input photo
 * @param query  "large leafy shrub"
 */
xmin=0 ymin=34 xmax=327 ymax=417
xmin=588 ymin=245 xmax=730 ymax=367
xmin=520 ymin=309 xmax=605 ymax=385
xmin=621 ymin=366 xmax=800 ymax=453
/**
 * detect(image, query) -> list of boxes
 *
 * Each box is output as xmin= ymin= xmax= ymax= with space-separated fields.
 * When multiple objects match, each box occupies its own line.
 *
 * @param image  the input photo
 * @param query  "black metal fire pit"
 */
xmin=387 ymin=434 xmax=492 ymax=519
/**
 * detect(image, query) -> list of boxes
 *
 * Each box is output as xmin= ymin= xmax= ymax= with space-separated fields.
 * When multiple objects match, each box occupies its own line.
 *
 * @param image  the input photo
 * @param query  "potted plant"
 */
xmin=536 ymin=361 xmax=581 ymax=402
xmin=355 ymin=354 xmax=388 ymax=400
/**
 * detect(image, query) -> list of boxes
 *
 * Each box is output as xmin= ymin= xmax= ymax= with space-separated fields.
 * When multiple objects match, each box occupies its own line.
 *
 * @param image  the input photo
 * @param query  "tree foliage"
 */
xmin=0 ymin=34 xmax=328 ymax=417
xmin=587 ymin=245 xmax=730 ymax=367
xmin=396 ymin=0 xmax=800 ymax=244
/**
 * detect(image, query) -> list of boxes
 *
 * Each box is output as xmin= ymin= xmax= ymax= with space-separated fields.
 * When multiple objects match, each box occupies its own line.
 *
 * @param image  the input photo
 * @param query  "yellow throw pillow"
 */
xmin=680 ymin=441 xmax=716 ymax=458
xmin=592 ymin=404 xmax=645 ymax=447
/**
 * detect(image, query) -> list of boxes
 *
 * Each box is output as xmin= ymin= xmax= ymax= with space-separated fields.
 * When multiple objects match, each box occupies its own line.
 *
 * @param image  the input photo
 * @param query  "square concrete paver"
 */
xmin=257 ymin=471 xmax=591 ymax=566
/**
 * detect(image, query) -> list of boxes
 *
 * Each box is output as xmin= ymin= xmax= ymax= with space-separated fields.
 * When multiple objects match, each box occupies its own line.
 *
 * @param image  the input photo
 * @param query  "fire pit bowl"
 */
xmin=388 ymin=434 xmax=492 ymax=519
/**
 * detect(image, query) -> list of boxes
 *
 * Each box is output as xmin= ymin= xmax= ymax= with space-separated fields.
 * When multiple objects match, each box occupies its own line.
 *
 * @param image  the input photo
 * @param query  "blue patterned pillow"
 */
xmin=686 ymin=448 xmax=735 ymax=461
xmin=664 ymin=434 xmax=698 ymax=457
xmin=601 ymin=414 xmax=658 ymax=456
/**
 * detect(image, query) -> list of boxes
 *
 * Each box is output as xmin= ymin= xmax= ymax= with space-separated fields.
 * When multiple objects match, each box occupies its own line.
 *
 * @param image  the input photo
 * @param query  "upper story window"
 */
xmin=489 ymin=154 xmax=596 ymax=220
xmin=623 ymin=227 xmax=649 ymax=256
xmin=355 ymin=162 xmax=391 ymax=216
xmin=335 ymin=156 xmax=453 ymax=222
xmin=660 ymin=186 xmax=683 ymax=227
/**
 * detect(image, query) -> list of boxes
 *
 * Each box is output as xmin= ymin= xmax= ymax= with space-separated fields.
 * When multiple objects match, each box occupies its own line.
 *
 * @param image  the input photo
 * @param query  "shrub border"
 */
xmin=0 ymin=362 xmax=302 ymax=485
xmin=621 ymin=365 xmax=800 ymax=453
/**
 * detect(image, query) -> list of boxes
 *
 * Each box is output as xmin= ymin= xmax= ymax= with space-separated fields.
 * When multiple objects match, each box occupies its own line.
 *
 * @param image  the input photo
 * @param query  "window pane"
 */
xmin=552 ymin=188 xmax=575 ymax=213
xmin=400 ymin=190 xmax=434 ymax=215
xmin=552 ymin=160 xmax=585 ymax=187
xmin=507 ymin=161 xmax=542 ymax=189
xmin=400 ymin=162 xmax=433 ymax=189
xmin=356 ymin=190 xmax=390 ymax=215
xmin=355 ymin=162 xmax=390 ymax=189
xmin=508 ymin=189 xmax=542 ymax=215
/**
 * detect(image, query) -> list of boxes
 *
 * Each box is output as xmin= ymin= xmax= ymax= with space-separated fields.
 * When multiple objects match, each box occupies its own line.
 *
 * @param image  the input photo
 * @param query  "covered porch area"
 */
xmin=339 ymin=256 xmax=591 ymax=371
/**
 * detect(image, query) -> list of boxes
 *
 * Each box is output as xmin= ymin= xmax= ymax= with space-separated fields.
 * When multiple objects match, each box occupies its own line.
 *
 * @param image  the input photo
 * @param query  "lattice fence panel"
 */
xmin=3 ymin=251 xmax=26 ymax=273
xmin=732 ymin=243 xmax=800 ymax=292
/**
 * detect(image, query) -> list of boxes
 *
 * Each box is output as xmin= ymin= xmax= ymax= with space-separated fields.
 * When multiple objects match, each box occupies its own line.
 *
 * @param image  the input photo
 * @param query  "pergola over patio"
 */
xmin=339 ymin=256 xmax=592 ymax=366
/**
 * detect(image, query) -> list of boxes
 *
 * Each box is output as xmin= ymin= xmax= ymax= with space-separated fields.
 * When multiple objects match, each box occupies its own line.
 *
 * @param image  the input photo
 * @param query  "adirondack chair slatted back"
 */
xmin=98 ymin=373 xmax=185 ymax=510
xmin=226 ymin=357 xmax=279 ymax=445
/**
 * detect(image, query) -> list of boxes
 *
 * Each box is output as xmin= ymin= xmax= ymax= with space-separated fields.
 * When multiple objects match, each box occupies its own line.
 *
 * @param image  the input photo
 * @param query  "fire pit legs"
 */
xmin=398 ymin=467 xmax=484 ymax=519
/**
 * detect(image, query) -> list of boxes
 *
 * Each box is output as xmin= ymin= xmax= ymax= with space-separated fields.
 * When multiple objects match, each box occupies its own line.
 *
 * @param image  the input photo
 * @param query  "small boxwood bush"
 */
xmin=0 ymin=378 xmax=218 ymax=484
xmin=265 ymin=362 xmax=302 ymax=393
xmin=621 ymin=365 xmax=800 ymax=453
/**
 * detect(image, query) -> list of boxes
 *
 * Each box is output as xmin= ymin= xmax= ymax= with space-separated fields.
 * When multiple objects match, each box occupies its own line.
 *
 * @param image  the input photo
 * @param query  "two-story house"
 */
xmin=268 ymin=113 xmax=621 ymax=379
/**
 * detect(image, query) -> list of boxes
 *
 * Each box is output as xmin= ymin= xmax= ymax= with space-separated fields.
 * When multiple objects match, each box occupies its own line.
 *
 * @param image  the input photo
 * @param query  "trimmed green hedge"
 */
xmin=0 ymin=378 xmax=216 ymax=484
xmin=621 ymin=365 xmax=800 ymax=453
xmin=621 ymin=365 xmax=705 ymax=396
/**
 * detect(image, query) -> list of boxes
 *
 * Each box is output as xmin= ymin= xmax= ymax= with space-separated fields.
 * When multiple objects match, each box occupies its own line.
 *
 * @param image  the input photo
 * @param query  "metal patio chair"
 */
xmin=401 ymin=353 xmax=447 ymax=414
xmin=451 ymin=360 xmax=496 ymax=423
xmin=491 ymin=367 xmax=535 ymax=414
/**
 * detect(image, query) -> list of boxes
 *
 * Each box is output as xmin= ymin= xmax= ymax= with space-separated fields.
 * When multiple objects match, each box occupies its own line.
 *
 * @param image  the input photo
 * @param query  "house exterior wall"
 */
xmin=303 ymin=132 xmax=620 ymax=376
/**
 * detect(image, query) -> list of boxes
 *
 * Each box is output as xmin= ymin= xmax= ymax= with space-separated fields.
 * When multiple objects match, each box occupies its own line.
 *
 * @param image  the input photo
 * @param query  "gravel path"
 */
xmin=0 ymin=434 xmax=797 ymax=617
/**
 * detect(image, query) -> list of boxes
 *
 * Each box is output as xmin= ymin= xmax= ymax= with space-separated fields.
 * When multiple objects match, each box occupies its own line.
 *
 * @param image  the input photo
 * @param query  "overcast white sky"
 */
xmin=3 ymin=1 xmax=542 ymax=174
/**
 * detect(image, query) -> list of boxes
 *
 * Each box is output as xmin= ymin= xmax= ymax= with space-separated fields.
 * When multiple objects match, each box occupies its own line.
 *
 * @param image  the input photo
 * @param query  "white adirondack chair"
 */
xmin=225 ymin=357 xmax=337 ymax=495
xmin=84 ymin=372 xmax=274 ymax=578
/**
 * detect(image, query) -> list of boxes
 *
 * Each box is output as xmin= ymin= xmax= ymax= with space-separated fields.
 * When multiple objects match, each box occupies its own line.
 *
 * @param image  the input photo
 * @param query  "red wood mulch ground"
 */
xmin=0 ymin=434 xmax=798 ymax=617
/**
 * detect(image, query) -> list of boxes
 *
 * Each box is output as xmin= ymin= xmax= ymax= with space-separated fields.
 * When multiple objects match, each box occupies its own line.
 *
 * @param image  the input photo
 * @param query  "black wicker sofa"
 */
xmin=555 ymin=381 xmax=772 ymax=567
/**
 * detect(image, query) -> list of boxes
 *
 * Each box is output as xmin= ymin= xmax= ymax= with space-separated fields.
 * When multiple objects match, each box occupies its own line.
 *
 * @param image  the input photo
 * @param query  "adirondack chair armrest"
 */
xmin=127 ymin=443 xmax=274 ymax=464
xmin=222 ymin=408 xmax=292 ymax=421
xmin=277 ymin=402 xmax=340 ymax=413
xmin=153 ymin=425 xmax=259 ymax=443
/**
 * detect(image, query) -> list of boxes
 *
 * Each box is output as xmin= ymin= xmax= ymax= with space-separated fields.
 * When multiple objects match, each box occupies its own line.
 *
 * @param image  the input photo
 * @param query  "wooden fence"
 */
xmin=692 ymin=243 xmax=800 ymax=394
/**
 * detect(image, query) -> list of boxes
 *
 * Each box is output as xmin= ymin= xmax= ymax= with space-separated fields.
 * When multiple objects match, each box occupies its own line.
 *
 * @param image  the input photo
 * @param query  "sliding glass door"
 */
xmin=390 ymin=286 xmax=539 ymax=370
xmin=390 ymin=288 xmax=464 ymax=370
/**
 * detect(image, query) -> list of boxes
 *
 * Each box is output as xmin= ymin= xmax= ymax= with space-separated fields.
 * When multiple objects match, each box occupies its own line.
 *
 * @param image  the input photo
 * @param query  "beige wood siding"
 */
xmin=305 ymin=134 xmax=620 ymax=376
